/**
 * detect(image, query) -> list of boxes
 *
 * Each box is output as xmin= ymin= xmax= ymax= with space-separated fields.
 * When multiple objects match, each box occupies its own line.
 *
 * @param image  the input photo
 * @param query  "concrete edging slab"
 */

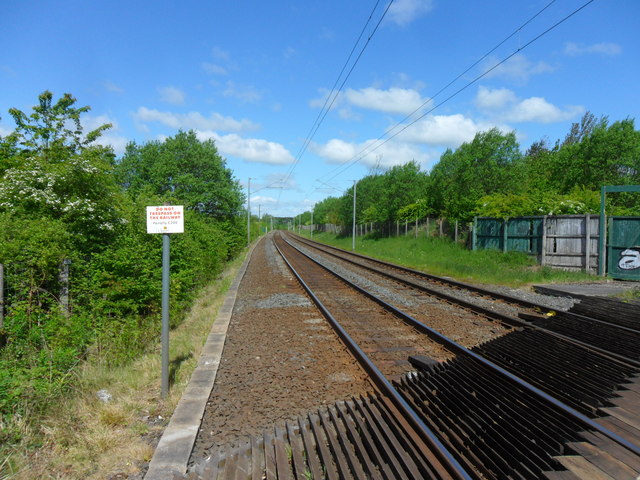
xmin=144 ymin=243 xmax=257 ymax=480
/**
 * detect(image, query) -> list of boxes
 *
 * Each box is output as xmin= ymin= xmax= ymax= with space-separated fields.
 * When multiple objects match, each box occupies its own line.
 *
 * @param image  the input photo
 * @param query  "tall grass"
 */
xmin=308 ymin=231 xmax=595 ymax=287
xmin=0 ymin=251 xmax=247 ymax=480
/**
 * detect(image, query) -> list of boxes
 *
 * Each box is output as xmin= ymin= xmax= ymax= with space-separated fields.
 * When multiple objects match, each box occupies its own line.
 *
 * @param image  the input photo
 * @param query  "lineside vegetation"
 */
xmin=1 ymin=91 xmax=639 ymax=477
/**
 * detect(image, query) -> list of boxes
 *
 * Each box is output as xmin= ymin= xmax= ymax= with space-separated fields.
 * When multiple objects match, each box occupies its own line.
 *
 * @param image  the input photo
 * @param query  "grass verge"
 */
xmin=0 ymin=250 xmax=248 ymax=480
xmin=306 ymin=231 xmax=596 ymax=287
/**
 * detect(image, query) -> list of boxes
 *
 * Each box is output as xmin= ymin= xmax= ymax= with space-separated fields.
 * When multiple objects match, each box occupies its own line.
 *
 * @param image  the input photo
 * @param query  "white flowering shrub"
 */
xmin=0 ymin=152 xmax=121 ymax=251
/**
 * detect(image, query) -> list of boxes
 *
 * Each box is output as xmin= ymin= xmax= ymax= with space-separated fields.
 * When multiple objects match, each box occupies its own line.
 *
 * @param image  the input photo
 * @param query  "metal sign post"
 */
xmin=147 ymin=205 xmax=184 ymax=398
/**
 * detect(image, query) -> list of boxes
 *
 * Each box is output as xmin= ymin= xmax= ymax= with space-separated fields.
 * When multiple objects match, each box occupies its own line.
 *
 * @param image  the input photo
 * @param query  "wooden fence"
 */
xmin=473 ymin=215 xmax=600 ymax=273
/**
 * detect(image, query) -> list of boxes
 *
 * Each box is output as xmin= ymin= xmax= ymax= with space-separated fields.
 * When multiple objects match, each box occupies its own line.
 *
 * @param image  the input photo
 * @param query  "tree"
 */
xmin=429 ymin=128 xmax=523 ymax=220
xmin=3 ymin=90 xmax=111 ymax=164
xmin=336 ymin=162 xmax=429 ymax=227
xmin=0 ymin=91 xmax=119 ymax=252
xmin=313 ymin=196 xmax=342 ymax=225
xmin=116 ymin=131 xmax=244 ymax=221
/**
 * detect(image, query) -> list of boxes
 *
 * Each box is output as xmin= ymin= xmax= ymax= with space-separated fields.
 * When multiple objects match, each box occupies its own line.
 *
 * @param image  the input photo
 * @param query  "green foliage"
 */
xmin=429 ymin=128 xmax=523 ymax=221
xmin=0 ymin=93 xmax=248 ymax=418
xmin=2 ymin=90 xmax=111 ymax=165
xmin=312 ymin=232 xmax=592 ymax=286
xmin=475 ymin=188 xmax=601 ymax=218
xmin=524 ymin=113 xmax=640 ymax=194
xmin=397 ymin=199 xmax=431 ymax=221
xmin=116 ymin=130 xmax=244 ymax=221
xmin=313 ymin=196 xmax=342 ymax=225
xmin=332 ymin=161 xmax=429 ymax=228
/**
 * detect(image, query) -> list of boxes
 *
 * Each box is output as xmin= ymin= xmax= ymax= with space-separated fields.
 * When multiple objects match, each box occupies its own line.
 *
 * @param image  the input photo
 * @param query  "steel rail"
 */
xmin=289 ymin=232 xmax=552 ymax=311
xmin=289 ymin=233 xmax=640 ymax=369
xmin=279 ymin=234 xmax=640 ymax=459
xmin=273 ymin=234 xmax=473 ymax=480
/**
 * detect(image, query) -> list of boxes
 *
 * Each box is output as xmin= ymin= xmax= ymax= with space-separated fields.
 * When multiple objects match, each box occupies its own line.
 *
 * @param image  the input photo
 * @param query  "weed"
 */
xmin=310 ymin=232 xmax=595 ymax=287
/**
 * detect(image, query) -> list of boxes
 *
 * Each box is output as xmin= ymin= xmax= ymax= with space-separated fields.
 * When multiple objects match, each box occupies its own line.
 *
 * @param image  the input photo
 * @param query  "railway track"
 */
xmin=184 ymin=233 xmax=640 ymax=479
xmin=287 ymin=233 xmax=556 ymax=318
xmin=287 ymin=233 xmax=640 ymax=365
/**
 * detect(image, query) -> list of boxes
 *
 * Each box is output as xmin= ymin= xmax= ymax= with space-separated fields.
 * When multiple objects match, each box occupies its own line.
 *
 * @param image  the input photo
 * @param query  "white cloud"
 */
xmin=387 ymin=0 xmax=434 ymax=26
xmin=250 ymin=195 xmax=278 ymax=205
xmin=483 ymin=54 xmax=554 ymax=83
xmin=133 ymin=106 xmax=259 ymax=132
xmin=158 ymin=86 xmax=186 ymax=105
xmin=398 ymin=114 xmax=489 ymax=148
xmin=314 ymin=139 xmax=356 ymax=163
xmin=564 ymin=42 xmax=622 ymax=56
xmin=474 ymin=86 xmax=517 ymax=110
xmin=338 ymin=108 xmax=361 ymax=121
xmin=344 ymin=87 xmax=429 ymax=115
xmin=82 ymin=114 xmax=129 ymax=155
xmin=504 ymin=97 xmax=583 ymax=124
xmin=196 ymin=131 xmax=294 ymax=165
xmin=312 ymin=138 xmax=431 ymax=168
xmin=212 ymin=47 xmax=230 ymax=61
xmin=474 ymin=87 xmax=584 ymax=124
xmin=266 ymin=173 xmax=298 ymax=191
xmin=223 ymin=81 xmax=261 ymax=103
xmin=309 ymin=88 xmax=341 ymax=109
xmin=202 ymin=62 xmax=228 ymax=75
xmin=104 ymin=81 xmax=124 ymax=94
xmin=0 ymin=124 xmax=13 ymax=137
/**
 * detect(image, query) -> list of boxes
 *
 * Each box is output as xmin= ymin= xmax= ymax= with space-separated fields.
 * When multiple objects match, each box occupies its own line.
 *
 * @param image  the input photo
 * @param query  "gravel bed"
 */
xmin=189 ymin=234 xmax=578 ymax=467
xmin=189 ymin=234 xmax=373 ymax=464
xmin=291 ymin=237 xmax=576 ymax=317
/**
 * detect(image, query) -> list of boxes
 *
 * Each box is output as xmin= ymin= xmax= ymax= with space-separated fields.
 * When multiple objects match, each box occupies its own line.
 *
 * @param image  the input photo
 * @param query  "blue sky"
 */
xmin=1 ymin=0 xmax=638 ymax=218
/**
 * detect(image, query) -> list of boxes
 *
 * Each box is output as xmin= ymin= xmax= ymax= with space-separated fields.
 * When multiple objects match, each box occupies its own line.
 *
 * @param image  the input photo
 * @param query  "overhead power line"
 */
xmin=274 ymin=0 xmax=395 ymax=203
xmin=317 ymin=0 xmax=594 ymax=187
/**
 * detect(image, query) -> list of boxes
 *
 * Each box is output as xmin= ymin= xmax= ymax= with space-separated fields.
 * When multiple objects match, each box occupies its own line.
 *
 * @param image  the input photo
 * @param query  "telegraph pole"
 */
xmin=352 ymin=180 xmax=357 ymax=251
xmin=247 ymin=178 xmax=251 ymax=246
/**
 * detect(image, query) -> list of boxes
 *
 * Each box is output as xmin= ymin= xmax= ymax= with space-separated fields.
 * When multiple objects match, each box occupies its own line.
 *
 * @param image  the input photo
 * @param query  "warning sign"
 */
xmin=146 ymin=205 xmax=184 ymax=234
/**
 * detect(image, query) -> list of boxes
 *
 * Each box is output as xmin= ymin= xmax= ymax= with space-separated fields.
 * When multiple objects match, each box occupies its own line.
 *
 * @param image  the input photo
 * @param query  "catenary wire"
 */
xmin=318 ymin=0 xmax=594 ymax=187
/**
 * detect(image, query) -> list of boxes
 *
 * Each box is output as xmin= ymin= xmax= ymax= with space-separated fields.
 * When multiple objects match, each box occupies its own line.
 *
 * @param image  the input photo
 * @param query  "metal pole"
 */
xmin=311 ymin=208 xmax=314 ymax=239
xmin=598 ymin=186 xmax=606 ymax=276
xmin=161 ymin=234 xmax=170 ymax=398
xmin=247 ymin=178 xmax=251 ymax=246
xmin=352 ymin=180 xmax=357 ymax=251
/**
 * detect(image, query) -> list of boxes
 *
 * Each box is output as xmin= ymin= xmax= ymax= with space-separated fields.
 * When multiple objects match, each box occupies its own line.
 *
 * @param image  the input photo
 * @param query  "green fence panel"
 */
xmin=607 ymin=216 xmax=640 ymax=280
xmin=475 ymin=217 xmax=543 ymax=255
xmin=475 ymin=218 xmax=503 ymax=250
xmin=506 ymin=217 xmax=543 ymax=254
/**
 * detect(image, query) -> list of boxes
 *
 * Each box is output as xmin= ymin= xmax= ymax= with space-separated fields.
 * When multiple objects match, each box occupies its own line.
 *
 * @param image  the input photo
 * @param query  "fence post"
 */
xmin=584 ymin=213 xmax=591 ymax=273
xmin=60 ymin=259 xmax=71 ymax=317
xmin=454 ymin=220 xmax=459 ymax=243
xmin=439 ymin=218 xmax=443 ymax=237
xmin=541 ymin=216 xmax=548 ymax=266
xmin=396 ymin=220 xmax=399 ymax=237
xmin=426 ymin=217 xmax=430 ymax=237
xmin=502 ymin=219 xmax=508 ymax=253
xmin=472 ymin=217 xmax=477 ymax=250
xmin=415 ymin=217 xmax=418 ymax=238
